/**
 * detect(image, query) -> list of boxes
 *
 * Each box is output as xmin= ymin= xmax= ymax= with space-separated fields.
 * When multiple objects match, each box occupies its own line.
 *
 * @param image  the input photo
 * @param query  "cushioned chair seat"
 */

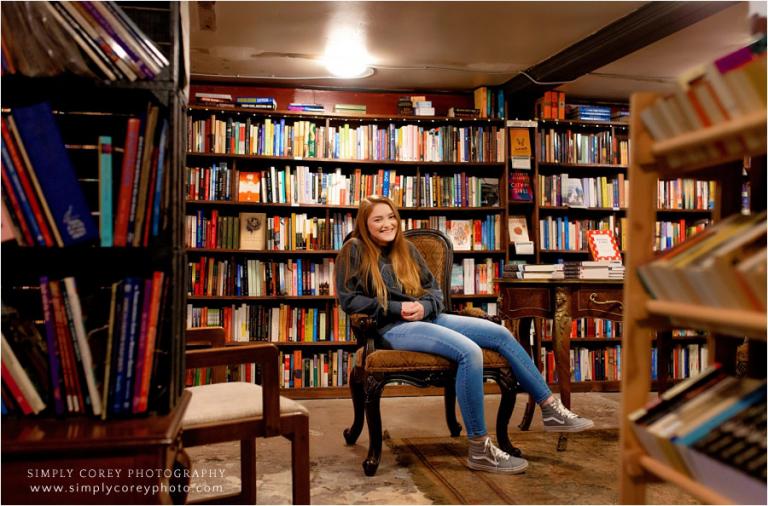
xmin=361 ymin=348 xmax=509 ymax=372
xmin=183 ymin=382 xmax=309 ymax=428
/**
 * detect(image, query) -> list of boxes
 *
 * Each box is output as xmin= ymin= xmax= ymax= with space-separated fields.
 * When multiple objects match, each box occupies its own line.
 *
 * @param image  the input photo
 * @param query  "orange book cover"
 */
xmin=586 ymin=229 xmax=621 ymax=261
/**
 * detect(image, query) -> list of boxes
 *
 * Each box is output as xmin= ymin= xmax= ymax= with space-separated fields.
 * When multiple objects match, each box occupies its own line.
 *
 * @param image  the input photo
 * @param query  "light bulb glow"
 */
xmin=323 ymin=29 xmax=371 ymax=78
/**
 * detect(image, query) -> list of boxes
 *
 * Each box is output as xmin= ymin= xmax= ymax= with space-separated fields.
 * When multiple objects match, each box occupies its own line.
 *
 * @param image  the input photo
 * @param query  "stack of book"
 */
xmin=397 ymin=97 xmax=414 ymax=115
xmin=3 ymin=1 xmax=169 ymax=81
xmin=637 ymin=211 xmax=766 ymax=310
xmin=334 ymin=104 xmax=366 ymax=115
xmin=639 ymin=35 xmax=766 ymax=168
xmin=563 ymin=261 xmax=625 ymax=280
xmin=447 ymin=107 xmax=480 ymax=118
xmin=473 ymin=86 xmax=505 ymax=119
xmin=409 ymin=96 xmax=435 ymax=116
xmin=503 ymin=263 xmax=564 ymax=280
xmin=566 ymin=104 xmax=612 ymax=121
xmin=236 ymin=97 xmax=276 ymax=110
xmin=629 ymin=365 xmax=766 ymax=504
xmin=195 ymin=92 xmax=234 ymax=107
xmin=536 ymin=90 xmax=566 ymax=120
xmin=288 ymin=103 xmax=325 ymax=113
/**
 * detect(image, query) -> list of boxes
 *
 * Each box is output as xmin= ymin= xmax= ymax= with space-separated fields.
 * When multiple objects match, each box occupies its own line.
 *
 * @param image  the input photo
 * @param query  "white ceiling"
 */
xmin=189 ymin=1 xmax=754 ymax=100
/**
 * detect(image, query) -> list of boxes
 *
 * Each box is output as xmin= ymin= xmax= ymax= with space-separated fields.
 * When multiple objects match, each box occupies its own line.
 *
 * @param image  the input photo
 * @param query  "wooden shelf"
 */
xmin=185 ymin=199 xmax=503 ymax=213
xmin=186 ymin=150 xmax=504 ymax=167
xmin=187 ymin=248 xmax=337 ymax=255
xmin=644 ymin=300 xmax=767 ymax=340
xmin=637 ymin=455 xmax=734 ymax=505
xmin=538 ymin=118 xmax=629 ymax=128
xmin=650 ymin=110 xmax=766 ymax=165
xmin=187 ymin=295 xmax=336 ymax=301
xmin=451 ymin=293 xmax=499 ymax=300
xmin=538 ymin=161 xmax=628 ymax=169
xmin=187 ymin=104 xmax=506 ymax=123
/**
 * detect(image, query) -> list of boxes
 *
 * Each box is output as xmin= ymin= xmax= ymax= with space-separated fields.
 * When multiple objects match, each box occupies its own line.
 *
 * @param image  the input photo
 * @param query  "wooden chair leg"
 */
xmin=495 ymin=370 xmax=523 ymax=458
xmin=443 ymin=381 xmax=463 ymax=437
xmin=362 ymin=375 xmax=385 ymax=476
xmin=343 ymin=366 xmax=365 ymax=445
xmin=240 ymin=439 xmax=257 ymax=505
xmin=288 ymin=416 xmax=311 ymax=505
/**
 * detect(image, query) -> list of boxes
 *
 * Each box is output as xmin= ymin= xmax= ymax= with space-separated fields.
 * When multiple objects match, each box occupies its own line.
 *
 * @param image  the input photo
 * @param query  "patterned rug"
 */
xmin=387 ymin=429 xmax=700 ymax=505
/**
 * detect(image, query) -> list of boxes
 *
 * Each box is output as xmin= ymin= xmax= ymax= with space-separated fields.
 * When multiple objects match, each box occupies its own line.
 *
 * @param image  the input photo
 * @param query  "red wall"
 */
xmin=191 ymin=83 xmax=474 ymax=116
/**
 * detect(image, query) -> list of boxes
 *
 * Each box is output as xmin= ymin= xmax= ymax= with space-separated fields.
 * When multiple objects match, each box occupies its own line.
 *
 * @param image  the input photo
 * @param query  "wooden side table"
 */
xmin=1 ymin=392 xmax=190 ymax=505
xmin=498 ymin=279 xmax=624 ymax=448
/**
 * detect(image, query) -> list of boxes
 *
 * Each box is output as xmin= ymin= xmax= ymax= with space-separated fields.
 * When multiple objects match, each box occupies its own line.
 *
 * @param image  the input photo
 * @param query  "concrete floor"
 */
xmin=186 ymin=391 xmax=629 ymax=504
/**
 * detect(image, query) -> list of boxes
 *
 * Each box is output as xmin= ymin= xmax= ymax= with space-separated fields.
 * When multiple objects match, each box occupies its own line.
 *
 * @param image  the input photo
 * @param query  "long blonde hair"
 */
xmin=338 ymin=196 xmax=425 ymax=309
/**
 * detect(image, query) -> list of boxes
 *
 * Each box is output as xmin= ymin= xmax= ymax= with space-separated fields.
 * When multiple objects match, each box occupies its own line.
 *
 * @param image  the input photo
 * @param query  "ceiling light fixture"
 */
xmin=323 ymin=28 xmax=372 ymax=78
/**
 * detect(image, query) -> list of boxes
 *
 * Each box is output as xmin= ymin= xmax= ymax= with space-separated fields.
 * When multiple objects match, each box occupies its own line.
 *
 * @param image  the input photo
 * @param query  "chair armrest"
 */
xmin=186 ymin=326 xmax=227 ymax=349
xmin=186 ymin=343 xmax=281 ymax=437
xmin=454 ymin=306 xmax=502 ymax=325
xmin=349 ymin=313 xmax=378 ymax=359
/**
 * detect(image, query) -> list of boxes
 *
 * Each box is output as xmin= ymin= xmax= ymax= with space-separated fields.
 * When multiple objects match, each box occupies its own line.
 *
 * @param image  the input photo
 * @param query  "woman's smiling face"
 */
xmin=366 ymin=202 xmax=398 ymax=246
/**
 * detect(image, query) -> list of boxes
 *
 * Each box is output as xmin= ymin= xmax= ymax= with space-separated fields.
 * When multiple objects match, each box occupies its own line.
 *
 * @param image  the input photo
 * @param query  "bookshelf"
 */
xmin=185 ymin=101 xmax=507 ymax=398
xmin=1 ymin=2 xmax=188 ymax=502
xmin=620 ymin=90 xmax=766 ymax=504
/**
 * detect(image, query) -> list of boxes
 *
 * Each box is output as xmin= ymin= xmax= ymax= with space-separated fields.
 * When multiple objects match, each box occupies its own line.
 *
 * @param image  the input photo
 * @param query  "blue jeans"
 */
xmin=380 ymin=313 xmax=552 ymax=437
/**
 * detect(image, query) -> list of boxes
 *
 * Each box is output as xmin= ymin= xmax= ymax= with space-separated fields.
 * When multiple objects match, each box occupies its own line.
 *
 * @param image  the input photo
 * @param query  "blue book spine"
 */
xmin=121 ymin=277 xmax=142 ymax=412
xmin=39 ymin=276 xmax=66 ymax=416
xmin=297 ymin=258 xmax=303 ymax=296
xmin=152 ymin=123 xmax=168 ymax=237
xmin=98 ymin=136 xmax=113 ymax=246
xmin=382 ymin=170 xmax=390 ymax=197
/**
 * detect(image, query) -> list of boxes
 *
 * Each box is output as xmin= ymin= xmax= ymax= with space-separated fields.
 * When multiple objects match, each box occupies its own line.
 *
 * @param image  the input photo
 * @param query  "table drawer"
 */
xmin=575 ymin=288 xmax=623 ymax=319
xmin=500 ymin=286 xmax=552 ymax=319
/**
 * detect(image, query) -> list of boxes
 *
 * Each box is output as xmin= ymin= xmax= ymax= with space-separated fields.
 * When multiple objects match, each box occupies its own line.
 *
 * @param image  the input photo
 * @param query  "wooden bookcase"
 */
xmin=185 ymin=102 xmax=508 ymax=398
xmin=1 ymin=3 xmax=188 ymax=502
xmin=620 ymin=92 xmax=766 ymax=504
xmin=519 ymin=116 xmax=715 ymax=392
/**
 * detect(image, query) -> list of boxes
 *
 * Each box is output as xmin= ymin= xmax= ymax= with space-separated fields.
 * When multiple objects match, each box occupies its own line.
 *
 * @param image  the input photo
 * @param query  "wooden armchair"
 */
xmin=182 ymin=327 xmax=310 ymax=504
xmin=341 ymin=229 xmax=522 ymax=476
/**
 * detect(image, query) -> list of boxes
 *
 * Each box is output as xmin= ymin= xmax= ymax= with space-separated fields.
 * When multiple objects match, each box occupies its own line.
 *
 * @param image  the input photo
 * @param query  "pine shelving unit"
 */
xmin=620 ymin=91 xmax=767 ymax=504
xmin=185 ymin=103 xmax=507 ymax=398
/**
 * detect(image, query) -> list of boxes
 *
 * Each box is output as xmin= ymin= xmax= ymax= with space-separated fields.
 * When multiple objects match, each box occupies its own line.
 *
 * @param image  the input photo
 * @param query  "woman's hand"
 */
xmin=401 ymin=301 xmax=425 ymax=321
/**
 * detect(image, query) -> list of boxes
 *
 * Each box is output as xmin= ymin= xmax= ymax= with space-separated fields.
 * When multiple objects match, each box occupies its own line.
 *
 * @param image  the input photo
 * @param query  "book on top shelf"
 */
xmin=586 ymin=229 xmax=621 ymax=262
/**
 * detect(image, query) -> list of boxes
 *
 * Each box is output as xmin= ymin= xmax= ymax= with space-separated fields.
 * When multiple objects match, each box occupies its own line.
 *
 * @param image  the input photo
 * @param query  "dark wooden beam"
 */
xmin=504 ymin=1 xmax=735 ymax=115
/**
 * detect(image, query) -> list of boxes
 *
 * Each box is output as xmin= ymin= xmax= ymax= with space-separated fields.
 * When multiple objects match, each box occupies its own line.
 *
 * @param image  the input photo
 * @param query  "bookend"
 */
xmin=340 ymin=228 xmax=522 ymax=476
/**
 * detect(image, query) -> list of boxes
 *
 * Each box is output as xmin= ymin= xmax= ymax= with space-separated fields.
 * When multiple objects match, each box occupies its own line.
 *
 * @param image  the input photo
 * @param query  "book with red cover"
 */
xmin=586 ymin=229 xmax=622 ymax=261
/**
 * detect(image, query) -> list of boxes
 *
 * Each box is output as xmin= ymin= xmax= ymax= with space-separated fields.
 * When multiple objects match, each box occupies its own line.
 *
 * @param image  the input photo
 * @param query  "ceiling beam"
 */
xmin=503 ymin=1 xmax=735 ymax=110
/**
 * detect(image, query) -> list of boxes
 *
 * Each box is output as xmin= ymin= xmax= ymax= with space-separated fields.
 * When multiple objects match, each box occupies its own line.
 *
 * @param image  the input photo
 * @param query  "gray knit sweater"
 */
xmin=335 ymin=239 xmax=444 ymax=334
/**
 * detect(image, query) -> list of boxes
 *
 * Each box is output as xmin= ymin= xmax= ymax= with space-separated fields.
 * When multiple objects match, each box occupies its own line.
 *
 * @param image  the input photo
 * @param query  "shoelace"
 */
xmin=551 ymin=400 xmax=578 ymax=419
xmin=485 ymin=439 xmax=511 ymax=462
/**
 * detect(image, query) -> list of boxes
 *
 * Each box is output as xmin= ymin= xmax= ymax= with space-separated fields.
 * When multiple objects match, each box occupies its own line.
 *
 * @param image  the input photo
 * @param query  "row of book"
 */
xmin=472 ymin=86 xmax=505 ymax=119
xmin=638 ymin=211 xmax=766 ymax=311
xmin=639 ymin=36 xmax=766 ymax=169
xmin=186 ymin=211 xmax=333 ymax=252
xmin=2 ymin=2 xmax=168 ymax=81
xmin=565 ymin=104 xmax=613 ymax=121
xmin=538 ymin=216 xmax=625 ymax=252
xmin=185 ymin=304 xmax=352 ymax=344
xmin=188 ymin=116 xmax=506 ymax=163
xmin=538 ymin=173 xmax=629 ymax=209
xmin=185 ymin=163 xmax=233 ymax=201
xmin=654 ymin=219 xmax=710 ymax=252
xmin=449 ymin=259 xmax=502 ymax=296
xmin=188 ymin=258 xmax=335 ymax=298
xmin=540 ymin=316 xmax=624 ymax=339
xmin=540 ymin=345 xmax=622 ymax=383
xmin=194 ymin=93 xmax=277 ymax=110
xmin=537 ymin=127 xmax=629 ymax=165
xmin=535 ymin=91 xmax=566 ymax=120
xmin=235 ymin=166 xmax=501 ymax=209
xmin=1 ymin=272 xmax=166 ymax=419
xmin=405 ymin=215 xmax=503 ymax=251
xmin=657 ymin=179 xmax=716 ymax=210
xmin=279 ymin=349 xmax=356 ymax=389
xmin=629 ymin=365 xmax=766 ymax=504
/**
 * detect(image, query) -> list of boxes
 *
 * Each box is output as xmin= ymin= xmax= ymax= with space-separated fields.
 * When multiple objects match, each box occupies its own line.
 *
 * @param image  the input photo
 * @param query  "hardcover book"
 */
xmin=240 ymin=212 xmax=267 ymax=250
